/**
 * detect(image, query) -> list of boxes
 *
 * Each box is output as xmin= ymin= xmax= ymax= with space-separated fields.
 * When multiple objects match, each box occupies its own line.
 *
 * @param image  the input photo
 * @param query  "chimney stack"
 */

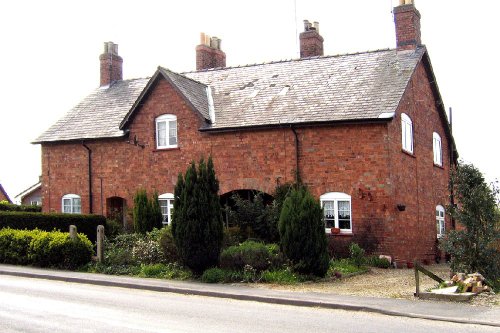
xmin=299 ymin=20 xmax=324 ymax=58
xmin=196 ymin=33 xmax=226 ymax=71
xmin=99 ymin=41 xmax=123 ymax=86
xmin=394 ymin=0 xmax=421 ymax=51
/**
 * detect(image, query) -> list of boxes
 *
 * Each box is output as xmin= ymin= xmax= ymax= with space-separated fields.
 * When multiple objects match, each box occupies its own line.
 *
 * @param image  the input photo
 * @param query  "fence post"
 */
xmin=97 ymin=225 xmax=105 ymax=263
xmin=414 ymin=260 xmax=420 ymax=297
xmin=69 ymin=225 xmax=77 ymax=240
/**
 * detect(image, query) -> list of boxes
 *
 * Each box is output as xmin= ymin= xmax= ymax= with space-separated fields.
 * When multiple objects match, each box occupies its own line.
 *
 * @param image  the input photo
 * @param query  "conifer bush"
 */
xmin=278 ymin=186 xmax=329 ymax=277
xmin=133 ymin=189 xmax=150 ymax=233
xmin=172 ymin=157 xmax=223 ymax=274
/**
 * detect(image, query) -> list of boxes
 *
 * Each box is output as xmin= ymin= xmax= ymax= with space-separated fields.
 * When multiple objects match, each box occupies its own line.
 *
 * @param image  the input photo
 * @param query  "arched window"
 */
xmin=433 ymin=132 xmax=442 ymax=166
xmin=159 ymin=193 xmax=174 ymax=225
xmin=320 ymin=192 xmax=352 ymax=233
xmin=62 ymin=194 xmax=81 ymax=214
xmin=436 ymin=205 xmax=445 ymax=237
xmin=401 ymin=113 xmax=413 ymax=153
xmin=156 ymin=114 xmax=177 ymax=149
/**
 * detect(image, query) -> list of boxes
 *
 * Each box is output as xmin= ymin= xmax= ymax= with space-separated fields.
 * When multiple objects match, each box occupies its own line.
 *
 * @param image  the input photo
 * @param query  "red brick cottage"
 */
xmin=34 ymin=1 xmax=457 ymax=262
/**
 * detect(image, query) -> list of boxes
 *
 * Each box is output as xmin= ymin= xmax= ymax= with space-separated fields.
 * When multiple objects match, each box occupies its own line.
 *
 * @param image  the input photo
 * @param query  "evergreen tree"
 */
xmin=172 ymin=157 xmax=223 ymax=274
xmin=133 ymin=189 xmax=149 ymax=234
xmin=150 ymin=190 xmax=163 ymax=230
xmin=279 ymin=186 xmax=329 ymax=277
xmin=441 ymin=162 xmax=500 ymax=283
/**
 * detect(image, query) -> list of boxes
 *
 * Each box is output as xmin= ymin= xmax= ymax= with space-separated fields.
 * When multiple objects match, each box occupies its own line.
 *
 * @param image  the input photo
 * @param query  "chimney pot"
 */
xmin=299 ymin=19 xmax=324 ymax=58
xmin=196 ymin=33 xmax=226 ymax=70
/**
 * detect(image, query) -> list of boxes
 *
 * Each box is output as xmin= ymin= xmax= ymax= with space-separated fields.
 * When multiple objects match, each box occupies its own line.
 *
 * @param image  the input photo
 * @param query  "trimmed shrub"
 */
xmin=220 ymin=241 xmax=284 ymax=272
xmin=0 ymin=228 xmax=93 ymax=269
xmin=279 ymin=186 xmax=329 ymax=277
xmin=201 ymin=267 xmax=228 ymax=283
xmin=172 ymin=157 xmax=224 ymax=274
xmin=0 ymin=211 xmax=105 ymax=243
xmin=0 ymin=201 xmax=42 ymax=212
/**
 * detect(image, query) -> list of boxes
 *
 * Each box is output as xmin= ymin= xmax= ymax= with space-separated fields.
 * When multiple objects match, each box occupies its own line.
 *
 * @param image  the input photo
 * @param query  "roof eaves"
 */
xmin=198 ymin=117 xmax=391 ymax=133
xmin=421 ymin=51 xmax=458 ymax=160
xmin=15 ymin=182 xmax=41 ymax=199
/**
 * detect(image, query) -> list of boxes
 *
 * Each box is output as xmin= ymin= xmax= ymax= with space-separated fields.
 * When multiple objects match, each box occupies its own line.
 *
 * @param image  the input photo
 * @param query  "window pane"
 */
xmin=169 ymin=120 xmax=177 ymax=146
xmin=157 ymin=121 xmax=166 ymax=146
xmin=339 ymin=218 xmax=351 ymax=230
xmin=159 ymin=200 xmax=169 ymax=224
xmin=63 ymin=199 xmax=71 ymax=213
xmin=323 ymin=201 xmax=334 ymax=218
xmin=73 ymin=198 xmax=81 ymax=213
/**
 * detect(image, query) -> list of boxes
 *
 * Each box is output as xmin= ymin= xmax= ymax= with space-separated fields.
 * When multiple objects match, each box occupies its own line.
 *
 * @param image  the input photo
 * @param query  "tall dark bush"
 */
xmin=172 ymin=157 xmax=223 ymax=274
xmin=278 ymin=186 xmax=329 ymax=277
xmin=441 ymin=162 xmax=500 ymax=283
xmin=133 ymin=189 xmax=150 ymax=233
xmin=150 ymin=190 xmax=163 ymax=230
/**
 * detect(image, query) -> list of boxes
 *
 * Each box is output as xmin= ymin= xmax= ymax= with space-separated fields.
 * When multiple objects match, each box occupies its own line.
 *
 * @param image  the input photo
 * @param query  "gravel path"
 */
xmin=252 ymin=264 xmax=499 ymax=307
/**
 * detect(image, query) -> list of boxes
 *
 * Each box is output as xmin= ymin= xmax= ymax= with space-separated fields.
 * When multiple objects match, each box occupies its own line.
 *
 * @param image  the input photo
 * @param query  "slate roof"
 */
xmin=35 ymin=47 xmax=426 ymax=143
xmin=34 ymin=79 xmax=149 ymax=143
xmin=186 ymin=47 xmax=425 ymax=130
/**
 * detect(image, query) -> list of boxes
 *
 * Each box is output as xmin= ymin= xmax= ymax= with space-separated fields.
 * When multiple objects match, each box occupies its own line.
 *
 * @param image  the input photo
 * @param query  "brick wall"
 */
xmin=40 ymin=63 xmax=451 ymax=262
xmin=383 ymin=60 xmax=451 ymax=263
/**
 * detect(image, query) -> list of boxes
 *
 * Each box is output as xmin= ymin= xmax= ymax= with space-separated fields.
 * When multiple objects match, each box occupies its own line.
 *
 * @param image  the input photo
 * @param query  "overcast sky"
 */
xmin=1 ymin=0 xmax=498 ymax=201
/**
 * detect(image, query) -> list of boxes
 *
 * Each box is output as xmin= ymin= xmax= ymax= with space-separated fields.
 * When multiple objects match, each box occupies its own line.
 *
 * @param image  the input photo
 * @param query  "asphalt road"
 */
xmin=0 ymin=275 xmax=497 ymax=333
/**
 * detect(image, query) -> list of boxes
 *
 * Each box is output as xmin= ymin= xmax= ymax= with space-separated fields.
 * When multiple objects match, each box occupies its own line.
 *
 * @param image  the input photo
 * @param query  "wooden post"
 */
xmin=69 ymin=225 xmax=77 ymax=240
xmin=414 ymin=260 xmax=420 ymax=297
xmin=97 ymin=225 xmax=105 ymax=263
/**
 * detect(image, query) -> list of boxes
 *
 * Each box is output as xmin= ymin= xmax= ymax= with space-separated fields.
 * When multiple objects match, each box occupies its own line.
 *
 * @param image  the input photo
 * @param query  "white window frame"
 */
xmin=320 ymin=192 xmax=352 ymax=234
xmin=401 ymin=113 xmax=413 ymax=154
xmin=30 ymin=200 xmax=40 ymax=206
xmin=436 ymin=205 xmax=445 ymax=238
xmin=433 ymin=132 xmax=442 ymax=166
xmin=159 ymin=193 xmax=174 ymax=225
xmin=62 ymin=194 xmax=81 ymax=214
xmin=156 ymin=114 xmax=178 ymax=149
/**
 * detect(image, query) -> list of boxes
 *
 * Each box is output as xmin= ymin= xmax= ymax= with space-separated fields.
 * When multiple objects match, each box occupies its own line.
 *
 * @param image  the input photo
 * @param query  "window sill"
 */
xmin=401 ymin=149 xmax=415 ymax=158
xmin=433 ymin=163 xmax=444 ymax=169
xmin=326 ymin=231 xmax=353 ymax=236
xmin=153 ymin=147 xmax=180 ymax=152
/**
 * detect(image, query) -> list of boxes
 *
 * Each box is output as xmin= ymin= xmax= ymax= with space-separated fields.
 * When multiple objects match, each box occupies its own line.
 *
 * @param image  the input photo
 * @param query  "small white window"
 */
xmin=156 ymin=115 xmax=177 ymax=149
xmin=401 ymin=113 xmax=413 ymax=153
xmin=159 ymin=193 xmax=174 ymax=225
xmin=436 ymin=205 xmax=445 ymax=238
xmin=320 ymin=192 xmax=352 ymax=234
xmin=30 ymin=200 xmax=40 ymax=206
xmin=433 ymin=132 xmax=442 ymax=166
xmin=62 ymin=194 xmax=81 ymax=214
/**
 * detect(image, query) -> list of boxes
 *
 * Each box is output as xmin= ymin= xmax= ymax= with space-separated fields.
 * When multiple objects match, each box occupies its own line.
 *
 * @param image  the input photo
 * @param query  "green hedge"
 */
xmin=0 ymin=201 xmax=42 ymax=212
xmin=0 ymin=211 xmax=105 ymax=243
xmin=0 ymin=228 xmax=93 ymax=269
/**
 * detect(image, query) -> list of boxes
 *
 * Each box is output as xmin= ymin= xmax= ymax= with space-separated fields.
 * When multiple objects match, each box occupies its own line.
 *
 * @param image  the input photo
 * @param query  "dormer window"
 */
xmin=401 ymin=113 xmax=413 ymax=153
xmin=156 ymin=115 xmax=177 ymax=149
xmin=433 ymin=132 xmax=442 ymax=166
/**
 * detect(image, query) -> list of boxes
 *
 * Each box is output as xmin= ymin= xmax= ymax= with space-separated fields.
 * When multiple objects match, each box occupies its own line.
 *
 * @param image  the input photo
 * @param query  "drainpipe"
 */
xmin=290 ymin=126 xmax=300 ymax=184
xmin=82 ymin=142 xmax=93 ymax=214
